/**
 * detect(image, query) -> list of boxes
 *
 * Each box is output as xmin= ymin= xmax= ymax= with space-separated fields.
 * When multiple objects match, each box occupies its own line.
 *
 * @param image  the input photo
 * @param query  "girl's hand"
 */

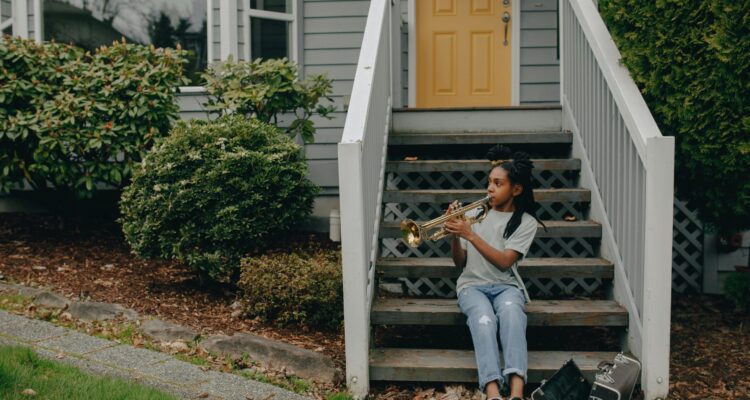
xmin=444 ymin=218 xmax=474 ymax=241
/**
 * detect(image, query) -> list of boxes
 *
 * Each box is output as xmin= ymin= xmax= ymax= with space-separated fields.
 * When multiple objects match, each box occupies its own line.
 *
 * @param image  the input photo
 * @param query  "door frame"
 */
xmin=407 ymin=0 xmax=520 ymax=107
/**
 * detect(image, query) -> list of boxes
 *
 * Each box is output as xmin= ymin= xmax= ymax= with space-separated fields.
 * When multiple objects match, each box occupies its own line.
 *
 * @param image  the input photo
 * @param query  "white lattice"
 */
xmin=672 ymin=197 xmax=703 ymax=293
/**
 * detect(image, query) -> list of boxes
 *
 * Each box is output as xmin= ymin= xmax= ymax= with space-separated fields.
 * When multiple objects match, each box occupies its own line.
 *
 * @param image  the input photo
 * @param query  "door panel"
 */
xmin=416 ymin=0 xmax=512 ymax=107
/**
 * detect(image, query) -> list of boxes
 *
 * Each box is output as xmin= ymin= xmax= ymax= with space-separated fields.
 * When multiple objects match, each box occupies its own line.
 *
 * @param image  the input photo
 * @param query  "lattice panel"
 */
xmin=672 ymin=197 xmax=703 ymax=293
xmin=380 ymin=237 xmax=597 ymax=258
xmin=380 ymin=276 xmax=603 ymax=298
xmin=382 ymin=201 xmax=585 ymax=223
xmin=385 ymin=170 xmax=577 ymax=190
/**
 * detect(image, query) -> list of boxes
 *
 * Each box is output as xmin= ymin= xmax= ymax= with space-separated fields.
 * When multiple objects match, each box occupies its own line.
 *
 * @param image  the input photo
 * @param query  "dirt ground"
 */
xmin=1 ymin=213 xmax=748 ymax=399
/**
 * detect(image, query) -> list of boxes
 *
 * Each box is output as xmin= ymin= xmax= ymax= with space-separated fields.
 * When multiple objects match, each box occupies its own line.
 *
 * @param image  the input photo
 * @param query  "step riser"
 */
xmin=377 ymin=265 xmax=614 ymax=279
xmin=389 ymin=132 xmax=571 ymax=145
xmin=383 ymin=189 xmax=590 ymax=204
xmin=370 ymin=349 xmax=618 ymax=384
xmin=392 ymin=109 xmax=562 ymax=133
xmin=372 ymin=313 xmax=626 ymax=326
xmin=379 ymin=222 xmax=602 ymax=239
xmin=386 ymin=159 xmax=581 ymax=173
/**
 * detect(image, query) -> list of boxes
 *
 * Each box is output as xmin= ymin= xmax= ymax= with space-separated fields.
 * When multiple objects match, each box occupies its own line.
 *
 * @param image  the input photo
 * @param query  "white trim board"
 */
xmin=407 ymin=0 xmax=521 ymax=108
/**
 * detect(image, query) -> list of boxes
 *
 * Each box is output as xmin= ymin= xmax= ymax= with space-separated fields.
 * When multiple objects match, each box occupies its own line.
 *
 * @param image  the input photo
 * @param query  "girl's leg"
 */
xmin=492 ymin=286 xmax=528 ymax=399
xmin=457 ymin=286 xmax=504 ymax=396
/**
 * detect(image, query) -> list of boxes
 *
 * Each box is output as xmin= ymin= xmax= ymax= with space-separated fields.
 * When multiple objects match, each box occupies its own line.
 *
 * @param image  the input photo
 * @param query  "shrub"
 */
xmin=238 ymin=245 xmax=342 ymax=329
xmin=599 ymin=0 xmax=750 ymax=232
xmin=0 ymin=36 xmax=188 ymax=198
xmin=119 ymin=116 xmax=319 ymax=281
xmin=724 ymin=272 xmax=750 ymax=312
xmin=203 ymin=57 xmax=336 ymax=144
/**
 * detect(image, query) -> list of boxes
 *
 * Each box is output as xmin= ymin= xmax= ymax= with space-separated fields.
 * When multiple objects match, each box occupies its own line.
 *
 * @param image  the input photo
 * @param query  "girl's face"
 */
xmin=487 ymin=166 xmax=523 ymax=211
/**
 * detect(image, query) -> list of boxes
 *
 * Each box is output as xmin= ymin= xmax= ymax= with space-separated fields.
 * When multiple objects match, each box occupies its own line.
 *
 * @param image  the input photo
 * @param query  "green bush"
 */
xmin=119 ymin=116 xmax=319 ymax=281
xmin=724 ymin=272 xmax=750 ymax=312
xmin=238 ymin=245 xmax=342 ymax=329
xmin=203 ymin=57 xmax=336 ymax=144
xmin=599 ymin=0 xmax=750 ymax=232
xmin=0 ymin=36 xmax=188 ymax=198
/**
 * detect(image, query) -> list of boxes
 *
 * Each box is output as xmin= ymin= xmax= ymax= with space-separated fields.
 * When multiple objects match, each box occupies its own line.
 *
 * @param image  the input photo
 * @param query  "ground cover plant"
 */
xmin=119 ymin=116 xmax=319 ymax=281
xmin=239 ymin=244 xmax=343 ymax=329
xmin=0 ymin=345 xmax=177 ymax=400
xmin=0 ymin=36 xmax=188 ymax=202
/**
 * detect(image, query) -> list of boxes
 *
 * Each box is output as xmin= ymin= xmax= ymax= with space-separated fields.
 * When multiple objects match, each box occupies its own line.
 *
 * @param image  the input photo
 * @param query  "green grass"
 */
xmin=0 ymin=346 xmax=178 ymax=400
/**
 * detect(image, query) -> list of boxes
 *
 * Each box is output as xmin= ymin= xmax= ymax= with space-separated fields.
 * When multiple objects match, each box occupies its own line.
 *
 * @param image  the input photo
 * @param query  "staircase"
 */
xmin=368 ymin=107 xmax=632 ymax=386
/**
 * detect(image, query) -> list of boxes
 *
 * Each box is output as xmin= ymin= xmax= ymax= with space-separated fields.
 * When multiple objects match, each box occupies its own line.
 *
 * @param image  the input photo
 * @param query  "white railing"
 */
xmin=338 ymin=0 xmax=394 ymax=397
xmin=560 ymin=1 xmax=674 ymax=399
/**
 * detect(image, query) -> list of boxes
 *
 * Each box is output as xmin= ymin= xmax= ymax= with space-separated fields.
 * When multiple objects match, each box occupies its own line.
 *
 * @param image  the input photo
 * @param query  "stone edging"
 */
xmin=0 ymin=282 xmax=342 ymax=385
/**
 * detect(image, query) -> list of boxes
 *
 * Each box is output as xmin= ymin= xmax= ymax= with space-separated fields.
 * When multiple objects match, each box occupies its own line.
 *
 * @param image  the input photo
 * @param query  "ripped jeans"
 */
xmin=457 ymin=283 xmax=528 ymax=392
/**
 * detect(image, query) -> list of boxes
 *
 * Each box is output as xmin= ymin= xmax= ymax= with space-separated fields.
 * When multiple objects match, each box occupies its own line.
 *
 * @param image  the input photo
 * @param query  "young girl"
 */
xmin=444 ymin=145 xmax=544 ymax=400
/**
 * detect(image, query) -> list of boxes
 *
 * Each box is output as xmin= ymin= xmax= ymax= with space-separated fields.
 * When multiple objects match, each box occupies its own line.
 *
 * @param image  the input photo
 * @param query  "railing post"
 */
xmin=641 ymin=136 xmax=674 ymax=399
xmin=338 ymin=141 xmax=371 ymax=399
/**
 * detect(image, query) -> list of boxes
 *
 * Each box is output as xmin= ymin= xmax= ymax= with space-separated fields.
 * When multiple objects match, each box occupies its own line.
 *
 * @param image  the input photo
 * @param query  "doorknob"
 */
xmin=502 ymin=12 xmax=510 ymax=46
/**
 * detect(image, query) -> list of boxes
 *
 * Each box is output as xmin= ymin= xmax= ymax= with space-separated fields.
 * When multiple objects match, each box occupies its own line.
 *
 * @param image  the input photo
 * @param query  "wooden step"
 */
xmin=379 ymin=220 xmax=602 ymax=239
xmin=392 ymin=107 xmax=562 ymax=133
xmin=371 ymin=298 xmax=627 ymax=326
xmin=382 ymin=189 xmax=590 ymax=204
xmin=389 ymin=132 xmax=572 ymax=145
xmin=370 ymin=348 xmax=621 ymax=383
xmin=386 ymin=159 xmax=581 ymax=173
xmin=376 ymin=257 xmax=614 ymax=279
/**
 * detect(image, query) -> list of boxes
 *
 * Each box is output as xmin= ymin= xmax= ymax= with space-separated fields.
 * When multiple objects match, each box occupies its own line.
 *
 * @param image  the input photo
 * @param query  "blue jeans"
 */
xmin=457 ymin=283 xmax=528 ymax=392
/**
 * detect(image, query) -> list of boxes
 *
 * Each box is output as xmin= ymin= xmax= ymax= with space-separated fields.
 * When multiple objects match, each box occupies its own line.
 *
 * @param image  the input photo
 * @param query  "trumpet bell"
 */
xmin=400 ymin=219 xmax=422 ymax=247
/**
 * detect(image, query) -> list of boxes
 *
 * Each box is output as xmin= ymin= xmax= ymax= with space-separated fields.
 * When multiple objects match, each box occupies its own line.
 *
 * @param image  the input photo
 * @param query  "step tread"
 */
xmin=389 ymin=132 xmax=572 ymax=145
xmin=383 ymin=188 xmax=590 ymax=203
xmin=370 ymin=348 xmax=622 ymax=383
xmin=376 ymin=257 xmax=614 ymax=278
xmin=371 ymin=298 xmax=628 ymax=326
xmin=386 ymin=159 xmax=581 ymax=173
xmin=379 ymin=220 xmax=602 ymax=238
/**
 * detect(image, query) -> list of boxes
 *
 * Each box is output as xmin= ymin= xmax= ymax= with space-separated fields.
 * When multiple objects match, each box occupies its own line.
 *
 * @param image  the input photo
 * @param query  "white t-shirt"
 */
xmin=456 ymin=209 xmax=537 ymax=301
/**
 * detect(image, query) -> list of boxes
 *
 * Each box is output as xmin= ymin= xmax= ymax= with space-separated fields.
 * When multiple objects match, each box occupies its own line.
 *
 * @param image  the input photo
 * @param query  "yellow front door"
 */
xmin=416 ymin=0 xmax=513 ymax=108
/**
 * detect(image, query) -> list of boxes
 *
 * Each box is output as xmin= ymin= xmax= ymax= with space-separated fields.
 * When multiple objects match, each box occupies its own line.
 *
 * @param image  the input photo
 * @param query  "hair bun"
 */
xmin=486 ymin=144 xmax=512 ymax=163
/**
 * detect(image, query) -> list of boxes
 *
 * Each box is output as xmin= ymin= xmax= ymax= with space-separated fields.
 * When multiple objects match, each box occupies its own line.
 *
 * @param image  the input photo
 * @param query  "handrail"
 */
xmin=566 ymin=0 xmax=661 ymax=162
xmin=561 ymin=1 xmax=674 ymax=399
xmin=338 ymin=0 xmax=392 ymax=398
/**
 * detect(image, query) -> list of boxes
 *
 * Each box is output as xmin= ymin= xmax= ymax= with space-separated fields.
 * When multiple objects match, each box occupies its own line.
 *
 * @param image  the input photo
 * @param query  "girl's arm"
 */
xmin=446 ymin=201 xmax=467 ymax=268
xmin=451 ymin=236 xmax=467 ymax=268
xmin=444 ymin=219 xmax=520 ymax=271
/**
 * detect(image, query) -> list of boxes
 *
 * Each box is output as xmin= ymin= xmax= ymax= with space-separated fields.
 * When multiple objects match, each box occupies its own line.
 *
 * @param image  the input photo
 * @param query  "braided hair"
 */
xmin=486 ymin=144 xmax=547 ymax=239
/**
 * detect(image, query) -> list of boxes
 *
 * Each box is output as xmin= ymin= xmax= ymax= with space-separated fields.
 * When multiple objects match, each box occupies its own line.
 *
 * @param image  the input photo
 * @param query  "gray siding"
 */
xmin=177 ymin=92 xmax=210 ymax=121
xmin=212 ymin=2 xmax=221 ymax=62
xmin=237 ymin=0 xmax=245 ymax=60
xmin=302 ymin=0 xmax=368 ymax=194
xmin=1 ymin=0 xmax=10 ymax=22
xmin=401 ymin=0 xmax=408 ymax=107
xmin=519 ymin=0 xmax=560 ymax=104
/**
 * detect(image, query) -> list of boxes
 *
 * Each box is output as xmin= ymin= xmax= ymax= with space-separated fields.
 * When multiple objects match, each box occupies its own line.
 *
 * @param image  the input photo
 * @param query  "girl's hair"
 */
xmin=486 ymin=144 xmax=547 ymax=239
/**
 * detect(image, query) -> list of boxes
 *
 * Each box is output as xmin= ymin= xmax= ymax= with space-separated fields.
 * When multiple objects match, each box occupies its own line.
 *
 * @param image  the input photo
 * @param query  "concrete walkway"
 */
xmin=0 ymin=310 xmax=311 ymax=400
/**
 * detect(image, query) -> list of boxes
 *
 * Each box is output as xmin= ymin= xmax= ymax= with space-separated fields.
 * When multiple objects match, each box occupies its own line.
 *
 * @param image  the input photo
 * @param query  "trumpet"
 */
xmin=400 ymin=195 xmax=491 ymax=248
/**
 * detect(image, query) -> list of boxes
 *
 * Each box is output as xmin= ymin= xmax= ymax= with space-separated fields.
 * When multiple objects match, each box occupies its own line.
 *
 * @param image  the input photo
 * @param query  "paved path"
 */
xmin=0 ymin=310 xmax=311 ymax=400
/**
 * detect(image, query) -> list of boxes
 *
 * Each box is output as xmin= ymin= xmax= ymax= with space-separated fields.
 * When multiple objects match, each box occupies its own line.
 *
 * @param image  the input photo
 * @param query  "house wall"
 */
xmin=300 ymin=0 xmax=369 ymax=199
xmin=519 ymin=0 xmax=560 ymax=104
xmin=1 ymin=0 xmax=10 ymax=24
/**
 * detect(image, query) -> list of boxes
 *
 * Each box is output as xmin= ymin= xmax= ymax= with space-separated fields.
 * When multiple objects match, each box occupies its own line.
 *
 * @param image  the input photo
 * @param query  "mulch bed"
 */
xmin=0 ymin=213 xmax=344 ymax=367
xmin=1 ymin=212 xmax=749 ymax=399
